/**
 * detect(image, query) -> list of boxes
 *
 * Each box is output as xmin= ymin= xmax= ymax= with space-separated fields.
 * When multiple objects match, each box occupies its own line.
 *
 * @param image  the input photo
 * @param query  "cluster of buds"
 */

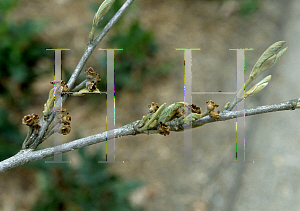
xmin=206 ymin=100 xmax=220 ymax=121
xmin=22 ymin=113 xmax=41 ymax=149
xmin=22 ymin=113 xmax=41 ymax=130
xmin=59 ymin=108 xmax=71 ymax=135
xmin=85 ymin=67 xmax=101 ymax=92
xmin=158 ymin=122 xmax=170 ymax=136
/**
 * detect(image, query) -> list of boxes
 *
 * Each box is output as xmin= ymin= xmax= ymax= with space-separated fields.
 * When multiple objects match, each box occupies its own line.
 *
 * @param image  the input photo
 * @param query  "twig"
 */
xmin=22 ymin=0 xmax=135 ymax=150
xmin=1 ymin=99 xmax=299 ymax=174
xmin=72 ymin=79 xmax=88 ymax=92
xmin=67 ymin=0 xmax=134 ymax=91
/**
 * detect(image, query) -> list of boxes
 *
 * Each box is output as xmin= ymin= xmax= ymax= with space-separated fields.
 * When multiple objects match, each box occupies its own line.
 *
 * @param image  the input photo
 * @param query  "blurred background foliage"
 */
xmin=0 ymin=0 xmax=261 ymax=209
xmin=29 ymin=148 xmax=143 ymax=211
xmin=0 ymin=0 xmax=144 ymax=210
xmin=0 ymin=0 xmax=51 ymax=160
xmin=90 ymin=0 xmax=171 ymax=92
xmin=206 ymin=0 xmax=259 ymax=17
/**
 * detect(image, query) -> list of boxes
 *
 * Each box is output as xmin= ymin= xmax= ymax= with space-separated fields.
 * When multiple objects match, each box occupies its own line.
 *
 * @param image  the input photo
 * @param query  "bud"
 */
xmin=157 ymin=102 xmax=188 ymax=123
xmin=249 ymin=41 xmax=287 ymax=81
xmin=245 ymin=75 xmax=271 ymax=98
xmin=224 ymin=102 xmax=230 ymax=110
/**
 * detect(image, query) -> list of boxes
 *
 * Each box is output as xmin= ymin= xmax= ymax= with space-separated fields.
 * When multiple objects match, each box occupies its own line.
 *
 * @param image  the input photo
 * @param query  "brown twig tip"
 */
xmin=189 ymin=104 xmax=201 ymax=114
xmin=148 ymin=102 xmax=159 ymax=113
xmin=206 ymin=100 xmax=219 ymax=111
xmin=158 ymin=122 xmax=170 ymax=136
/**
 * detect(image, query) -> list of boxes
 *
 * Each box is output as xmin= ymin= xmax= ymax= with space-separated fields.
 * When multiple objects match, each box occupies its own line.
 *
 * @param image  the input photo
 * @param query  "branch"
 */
xmin=67 ymin=0 xmax=134 ymax=90
xmin=21 ymin=0 xmax=135 ymax=150
xmin=1 ymin=98 xmax=299 ymax=174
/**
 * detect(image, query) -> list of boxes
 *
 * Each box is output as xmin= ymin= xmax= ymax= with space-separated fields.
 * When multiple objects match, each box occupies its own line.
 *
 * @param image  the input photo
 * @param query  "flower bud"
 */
xmin=245 ymin=75 xmax=271 ymax=98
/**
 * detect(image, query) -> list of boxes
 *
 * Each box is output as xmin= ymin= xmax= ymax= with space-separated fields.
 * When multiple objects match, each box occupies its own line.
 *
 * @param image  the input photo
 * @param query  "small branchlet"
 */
xmin=226 ymin=41 xmax=288 ymax=111
xmin=43 ymin=80 xmax=69 ymax=117
xmin=74 ymin=67 xmax=101 ymax=95
xmin=89 ymin=0 xmax=115 ymax=41
xmin=137 ymin=101 xmax=219 ymax=135
xmin=247 ymin=41 xmax=287 ymax=87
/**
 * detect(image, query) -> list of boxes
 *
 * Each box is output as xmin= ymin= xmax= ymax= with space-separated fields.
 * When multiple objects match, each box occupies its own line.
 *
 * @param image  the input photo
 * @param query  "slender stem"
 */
xmin=72 ymin=79 xmax=88 ymax=92
xmin=43 ymin=128 xmax=56 ymax=141
xmin=1 ymin=99 xmax=299 ymax=173
xmin=21 ymin=0 xmax=135 ymax=150
xmin=67 ymin=0 xmax=135 ymax=91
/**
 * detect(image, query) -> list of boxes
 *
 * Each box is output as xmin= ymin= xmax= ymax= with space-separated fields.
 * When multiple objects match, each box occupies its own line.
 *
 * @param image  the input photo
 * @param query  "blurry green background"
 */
xmin=2 ymin=0 xmax=292 ymax=211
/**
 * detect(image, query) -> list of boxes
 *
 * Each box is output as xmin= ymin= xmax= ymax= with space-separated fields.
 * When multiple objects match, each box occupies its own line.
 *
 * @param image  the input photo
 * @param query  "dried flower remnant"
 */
xmin=206 ymin=100 xmax=219 ymax=111
xmin=189 ymin=104 xmax=201 ymax=114
xmin=158 ymin=122 xmax=170 ymax=136
xmin=148 ymin=102 xmax=159 ymax=113
xmin=22 ymin=114 xmax=34 ymax=126
xmin=209 ymin=110 xmax=220 ymax=121
xmin=22 ymin=113 xmax=41 ymax=149
xmin=59 ymin=124 xmax=71 ymax=135
xmin=22 ymin=113 xmax=40 ymax=129
xmin=84 ymin=67 xmax=101 ymax=92
xmin=59 ymin=109 xmax=71 ymax=135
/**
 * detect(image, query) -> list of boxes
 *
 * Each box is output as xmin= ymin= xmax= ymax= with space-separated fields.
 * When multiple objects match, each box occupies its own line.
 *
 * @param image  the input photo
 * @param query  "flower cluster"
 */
xmin=85 ymin=67 xmax=101 ymax=92
xmin=189 ymin=104 xmax=201 ymax=114
xmin=206 ymin=100 xmax=220 ymax=121
xmin=59 ymin=109 xmax=71 ymax=135
xmin=22 ymin=113 xmax=41 ymax=130
xmin=158 ymin=122 xmax=170 ymax=136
